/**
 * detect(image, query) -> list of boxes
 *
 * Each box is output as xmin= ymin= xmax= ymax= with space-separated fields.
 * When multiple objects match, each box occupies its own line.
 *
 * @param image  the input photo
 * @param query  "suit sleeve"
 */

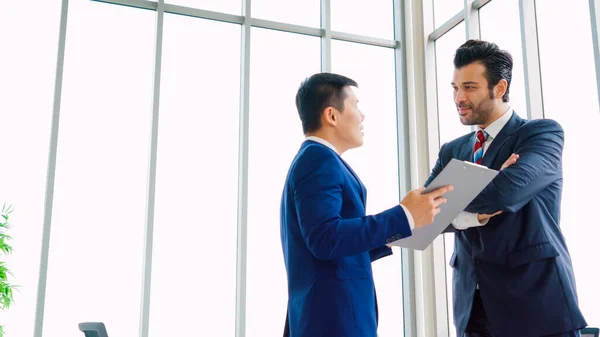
xmin=293 ymin=147 xmax=412 ymax=261
xmin=369 ymin=246 xmax=393 ymax=262
xmin=424 ymin=143 xmax=456 ymax=233
xmin=465 ymin=119 xmax=564 ymax=214
xmin=424 ymin=143 xmax=446 ymax=187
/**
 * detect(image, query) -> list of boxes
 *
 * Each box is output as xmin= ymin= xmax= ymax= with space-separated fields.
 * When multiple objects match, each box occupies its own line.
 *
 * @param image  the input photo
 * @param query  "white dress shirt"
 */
xmin=452 ymin=107 xmax=513 ymax=230
xmin=306 ymin=136 xmax=415 ymax=230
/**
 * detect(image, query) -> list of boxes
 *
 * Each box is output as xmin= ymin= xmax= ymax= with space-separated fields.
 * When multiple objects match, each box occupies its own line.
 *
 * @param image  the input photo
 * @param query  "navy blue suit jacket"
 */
xmin=280 ymin=140 xmax=412 ymax=337
xmin=425 ymin=113 xmax=587 ymax=337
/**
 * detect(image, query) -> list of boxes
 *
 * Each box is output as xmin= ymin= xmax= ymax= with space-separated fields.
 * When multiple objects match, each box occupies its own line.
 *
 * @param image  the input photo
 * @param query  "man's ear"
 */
xmin=323 ymin=107 xmax=338 ymax=126
xmin=495 ymin=79 xmax=508 ymax=99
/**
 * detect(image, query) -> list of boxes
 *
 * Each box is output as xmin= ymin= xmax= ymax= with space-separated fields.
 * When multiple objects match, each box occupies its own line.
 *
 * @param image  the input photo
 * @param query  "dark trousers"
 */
xmin=464 ymin=290 xmax=581 ymax=337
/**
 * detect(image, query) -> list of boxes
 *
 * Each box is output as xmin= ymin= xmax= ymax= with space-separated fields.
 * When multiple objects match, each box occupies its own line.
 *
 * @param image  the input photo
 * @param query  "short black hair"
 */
xmin=295 ymin=72 xmax=358 ymax=134
xmin=454 ymin=39 xmax=513 ymax=102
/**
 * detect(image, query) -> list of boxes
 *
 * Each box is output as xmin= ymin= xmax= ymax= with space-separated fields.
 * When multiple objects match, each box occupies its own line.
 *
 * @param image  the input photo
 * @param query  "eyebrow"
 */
xmin=451 ymin=81 xmax=479 ymax=86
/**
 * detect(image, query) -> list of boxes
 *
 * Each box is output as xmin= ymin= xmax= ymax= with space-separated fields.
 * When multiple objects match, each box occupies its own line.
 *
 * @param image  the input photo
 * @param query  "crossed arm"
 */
xmin=429 ymin=119 xmax=564 ymax=229
xmin=465 ymin=121 xmax=563 ymax=215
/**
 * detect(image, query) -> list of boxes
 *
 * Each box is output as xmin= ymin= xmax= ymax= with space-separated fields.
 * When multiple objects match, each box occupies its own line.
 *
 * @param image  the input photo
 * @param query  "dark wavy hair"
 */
xmin=454 ymin=39 xmax=513 ymax=102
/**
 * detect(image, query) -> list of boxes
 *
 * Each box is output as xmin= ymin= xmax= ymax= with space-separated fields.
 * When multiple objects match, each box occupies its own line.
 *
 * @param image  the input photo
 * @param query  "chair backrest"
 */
xmin=78 ymin=322 xmax=109 ymax=337
xmin=582 ymin=327 xmax=600 ymax=337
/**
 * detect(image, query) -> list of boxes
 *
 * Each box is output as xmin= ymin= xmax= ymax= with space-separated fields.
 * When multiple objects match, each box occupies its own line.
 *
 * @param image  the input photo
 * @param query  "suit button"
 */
xmin=395 ymin=234 xmax=401 ymax=240
xmin=386 ymin=238 xmax=391 ymax=243
xmin=474 ymin=259 xmax=481 ymax=265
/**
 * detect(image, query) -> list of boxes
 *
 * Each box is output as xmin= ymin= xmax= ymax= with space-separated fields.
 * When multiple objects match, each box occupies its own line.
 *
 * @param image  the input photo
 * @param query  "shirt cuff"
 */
xmin=452 ymin=211 xmax=488 ymax=230
xmin=399 ymin=204 xmax=415 ymax=230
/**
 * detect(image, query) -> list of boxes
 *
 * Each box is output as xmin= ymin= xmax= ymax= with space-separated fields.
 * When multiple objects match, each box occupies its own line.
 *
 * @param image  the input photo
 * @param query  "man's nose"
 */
xmin=454 ymin=89 xmax=466 ymax=104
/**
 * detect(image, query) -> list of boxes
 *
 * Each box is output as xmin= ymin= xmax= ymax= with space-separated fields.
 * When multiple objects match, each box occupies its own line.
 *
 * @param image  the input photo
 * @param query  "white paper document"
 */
xmin=389 ymin=158 xmax=499 ymax=250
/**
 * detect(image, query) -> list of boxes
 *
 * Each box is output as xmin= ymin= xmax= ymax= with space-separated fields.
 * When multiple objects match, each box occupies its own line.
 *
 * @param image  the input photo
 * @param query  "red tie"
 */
xmin=473 ymin=130 xmax=488 ymax=164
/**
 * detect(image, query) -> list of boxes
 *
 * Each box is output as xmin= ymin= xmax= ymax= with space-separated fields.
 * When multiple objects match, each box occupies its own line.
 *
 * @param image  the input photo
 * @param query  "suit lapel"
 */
xmin=460 ymin=132 xmax=477 ymax=162
xmin=339 ymin=158 xmax=367 ymax=207
xmin=480 ymin=113 xmax=523 ymax=168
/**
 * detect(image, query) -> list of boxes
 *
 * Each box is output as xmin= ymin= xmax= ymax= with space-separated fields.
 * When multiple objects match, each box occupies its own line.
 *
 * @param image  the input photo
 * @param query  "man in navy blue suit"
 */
xmin=280 ymin=73 xmax=453 ymax=337
xmin=427 ymin=39 xmax=587 ymax=337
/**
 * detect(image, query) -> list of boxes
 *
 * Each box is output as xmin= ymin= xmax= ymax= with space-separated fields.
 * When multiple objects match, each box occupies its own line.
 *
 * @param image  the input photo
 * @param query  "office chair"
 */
xmin=78 ymin=322 xmax=109 ymax=337
xmin=582 ymin=327 xmax=600 ymax=337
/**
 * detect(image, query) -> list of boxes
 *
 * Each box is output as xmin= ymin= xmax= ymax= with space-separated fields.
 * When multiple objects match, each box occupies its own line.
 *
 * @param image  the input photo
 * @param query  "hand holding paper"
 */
xmin=400 ymin=185 xmax=454 ymax=228
xmin=390 ymin=159 xmax=499 ymax=250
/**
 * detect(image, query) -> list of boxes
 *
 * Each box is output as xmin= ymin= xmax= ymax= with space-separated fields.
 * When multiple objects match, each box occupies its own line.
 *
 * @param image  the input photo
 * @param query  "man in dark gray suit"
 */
xmin=427 ymin=39 xmax=587 ymax=337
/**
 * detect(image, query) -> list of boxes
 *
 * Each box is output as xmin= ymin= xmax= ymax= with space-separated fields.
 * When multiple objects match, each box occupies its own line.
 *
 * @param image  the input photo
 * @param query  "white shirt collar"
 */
xmin=306 ymin=136 xmax=338 ymax=154
xmin=478 ymin=106 xmax=513 ymax=139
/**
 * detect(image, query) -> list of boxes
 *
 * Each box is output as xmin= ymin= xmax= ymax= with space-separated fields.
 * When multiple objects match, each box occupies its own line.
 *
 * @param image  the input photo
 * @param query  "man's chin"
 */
xmin=459 ymin=116 xmax=475 ymax=126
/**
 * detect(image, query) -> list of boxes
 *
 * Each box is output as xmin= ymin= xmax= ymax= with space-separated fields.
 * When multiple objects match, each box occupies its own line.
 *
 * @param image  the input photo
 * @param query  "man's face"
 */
xmin=452 ymin=62 xmax=497 ymax=126
xmin=336 ymin=86 xmax=365 ymax=150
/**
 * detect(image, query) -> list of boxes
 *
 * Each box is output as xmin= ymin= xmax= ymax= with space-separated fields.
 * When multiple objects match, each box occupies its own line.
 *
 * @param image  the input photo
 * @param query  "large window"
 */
xmin=331 ymin=40 xmax=403 ymax=336
xmin=331 ymin=0 xmax=394 ymax=39
xmin=434 ymin=22 xmax=466 ymax=337
xmin=166 ymin=0 xmax=241 ymax=15
xmin=246 ymin=28 xmax=320 ymax=337
xmin=148 ymin=15 xmax=241 ymax=337
xmin=253 ymin=0 xmax=320 ymax=27
xmin=1 ymin=0 xmax=407 ymax=336
xmin=42 ymin=2 xmax=154 ymax=336
xmin=434 ymin=0 xmax=463 ymax=28
xmin=0 ymin=1 xmax=61 ymax=336
xmin=537 ymin=0 xmax=600 ymax=328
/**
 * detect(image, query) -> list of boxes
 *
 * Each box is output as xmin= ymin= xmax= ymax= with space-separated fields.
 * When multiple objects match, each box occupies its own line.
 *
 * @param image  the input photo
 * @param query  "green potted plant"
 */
xmin=0 ymin=204 xmax=15 ymax=337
